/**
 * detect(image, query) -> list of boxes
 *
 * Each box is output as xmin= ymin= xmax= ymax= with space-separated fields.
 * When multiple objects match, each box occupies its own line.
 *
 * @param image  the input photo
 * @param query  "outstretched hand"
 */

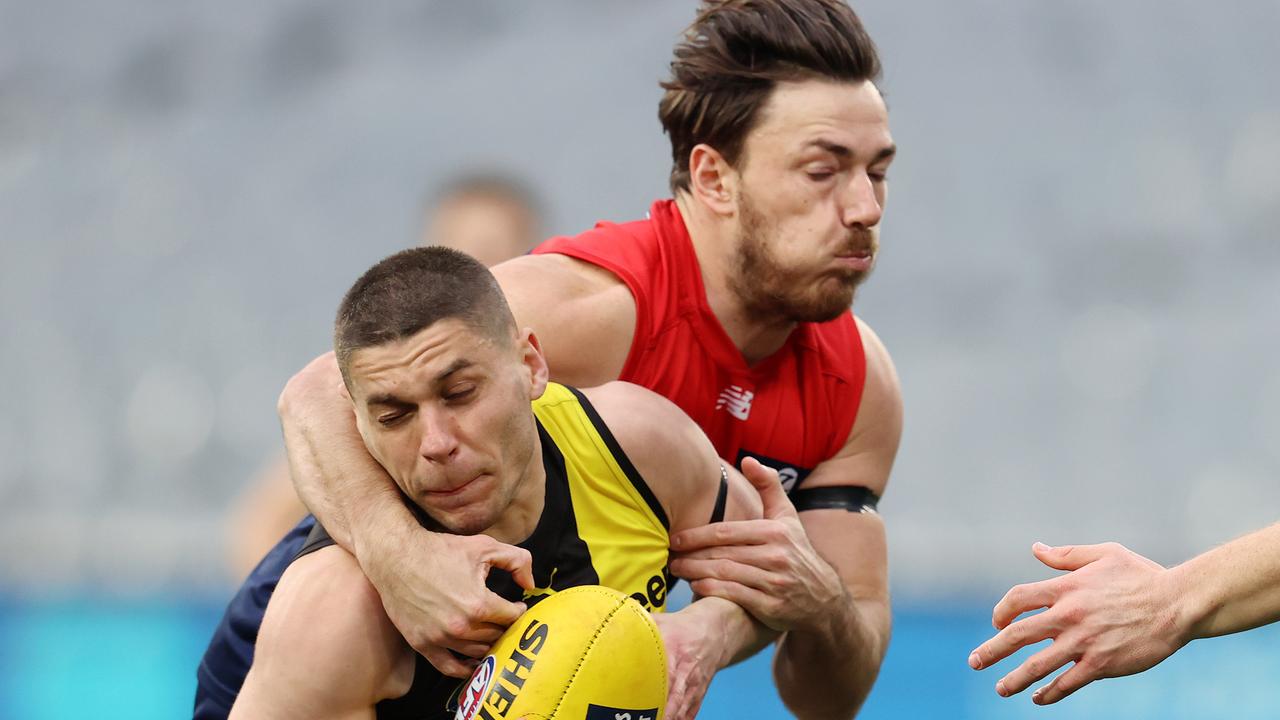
xmin=669 ymin=457 xmax=844 ymax=633
xmin=969 ymin=541 xmax=1187 ymax=704
xmin=363 ymin=526 xmax=534 ymax=678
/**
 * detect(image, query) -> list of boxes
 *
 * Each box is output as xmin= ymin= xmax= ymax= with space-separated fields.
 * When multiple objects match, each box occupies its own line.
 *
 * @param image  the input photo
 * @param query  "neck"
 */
xmin=483 ymin=426 xmax=547 ymax=545
xmin=674 ymin=194 xmax=797 ymax=365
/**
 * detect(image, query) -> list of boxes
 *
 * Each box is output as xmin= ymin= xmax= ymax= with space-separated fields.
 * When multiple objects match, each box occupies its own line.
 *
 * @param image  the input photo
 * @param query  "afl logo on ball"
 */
xmin=455 ymin=655 xmax=496 ymax=720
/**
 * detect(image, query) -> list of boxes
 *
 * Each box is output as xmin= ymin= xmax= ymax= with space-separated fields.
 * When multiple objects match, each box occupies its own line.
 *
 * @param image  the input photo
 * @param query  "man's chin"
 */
xmin=789 ymin=284 xmax=860 ymax=323
xmin=415 ymin=507 xmax=497 ymax=536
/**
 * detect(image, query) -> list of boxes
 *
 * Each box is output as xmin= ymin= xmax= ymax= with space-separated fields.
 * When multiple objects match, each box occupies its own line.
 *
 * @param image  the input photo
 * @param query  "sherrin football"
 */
xmin=453 ymin=585 xmax=667 ymax=720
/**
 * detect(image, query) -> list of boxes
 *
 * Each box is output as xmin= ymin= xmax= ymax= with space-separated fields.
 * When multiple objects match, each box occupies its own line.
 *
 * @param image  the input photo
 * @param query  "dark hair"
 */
xmin=334 ymin=246 xmax=515 ymax=386
xmin=658 ymin=0 xmax=882 ymax=194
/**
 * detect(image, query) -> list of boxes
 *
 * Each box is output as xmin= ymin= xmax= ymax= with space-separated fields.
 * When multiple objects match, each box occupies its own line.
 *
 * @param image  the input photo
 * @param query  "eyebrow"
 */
xmin=365 ymin=358 xmax=474 ymax=406
xmin=434 ymin=357 xmax=474 ymax=382
xmin=806 ymin=139 xmax=897 ymax=163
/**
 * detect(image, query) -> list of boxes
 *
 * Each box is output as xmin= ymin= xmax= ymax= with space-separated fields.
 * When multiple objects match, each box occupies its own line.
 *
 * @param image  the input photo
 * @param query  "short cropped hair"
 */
xmin=334 ymin=247 xmax=515 ymax=386
xmin=658 ymin=0 xmax=883 ymax=194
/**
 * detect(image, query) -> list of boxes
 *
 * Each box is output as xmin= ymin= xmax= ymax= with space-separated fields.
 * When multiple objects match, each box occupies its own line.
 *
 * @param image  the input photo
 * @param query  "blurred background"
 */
xmin=2 ymin=0 xmax=1279 ymax=717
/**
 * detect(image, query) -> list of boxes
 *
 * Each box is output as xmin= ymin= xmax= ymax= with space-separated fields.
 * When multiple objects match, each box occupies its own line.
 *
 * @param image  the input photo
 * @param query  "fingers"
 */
xmin=688 ymin=578 xmax=778 ymax=626
xmin=994 ymin=640 xmax=1078 ymax=697
xmin=671 ymin=542 xmax=786 ymax=568
xmin=1033 ymin=541 xmax=1121 ymax=572
xmin=1032 ymin=659 xmax=1098 ymax=705
xmin=448 ymin=621 xmax=507 ymax=644
xmin=421 ymin=645 xmax=477 ymax=679
xmin=740 ymin=457 xmax=795 ymax=520
xmin=679 ymin=686 xmax=707 ymax=720
xmin=474 ymin=591 xmax=528 ymax=627
xmin=667 ymin=665 xmax=690 ymax=720
xmin=447 ymin=639 xmax=498 ymax=659
xmin=991 ymin=577 xmax=1062 ymax=630
xmin=669 ymin=556 xmax=775 ymax=592
xmin=481 ymin=540 xmax=535 ymax=591
xmin=403 ymin=616 xmax=507 ymax=664
xmin=667 ymin=679 xmax=706 ymax=720
xmin=671 ymin=519 xmax=779 ymax=552
xmin=970 ymin=612 xmax=1057 ymax=670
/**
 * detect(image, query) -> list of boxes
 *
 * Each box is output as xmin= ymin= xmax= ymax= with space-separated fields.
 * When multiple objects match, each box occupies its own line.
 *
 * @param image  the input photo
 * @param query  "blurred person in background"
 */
xmin=969 ymin=525 xmax=1280 ymax=705
xmin=227 ymin=174 xmax=543 ymax=579
xmin=277 ymin=1 xmax=901 ymax=717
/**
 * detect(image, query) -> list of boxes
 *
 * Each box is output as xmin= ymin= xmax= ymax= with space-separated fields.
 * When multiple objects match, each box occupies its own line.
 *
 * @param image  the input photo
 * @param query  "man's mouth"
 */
xmin=428 ymin=473 xmax=486 ymax=497
xmin=834 ymin=250 xmax=874 ymax=272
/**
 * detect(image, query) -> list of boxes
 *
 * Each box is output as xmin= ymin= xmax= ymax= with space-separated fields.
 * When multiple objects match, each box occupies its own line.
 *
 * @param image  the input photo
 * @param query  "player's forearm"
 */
xmin=1173 ymin=522 xmax=1280 ymax=641
xmin=773 ymin=590 xmax=888 ymax=720
xmin=278 ymin=353 xmax=416 ymax=555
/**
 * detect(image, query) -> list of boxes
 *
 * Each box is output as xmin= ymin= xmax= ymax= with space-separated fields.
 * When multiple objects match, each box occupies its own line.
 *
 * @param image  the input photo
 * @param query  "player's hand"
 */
xmin=968 ymin=541 xmax=1187 ymax=704
xmin=668 ymin=457 xmax=845 ymax=633
xmin=361 ymin=524 xmax=534 ymax=678
xmin=650 ymin=602 xmax=731 ymax=720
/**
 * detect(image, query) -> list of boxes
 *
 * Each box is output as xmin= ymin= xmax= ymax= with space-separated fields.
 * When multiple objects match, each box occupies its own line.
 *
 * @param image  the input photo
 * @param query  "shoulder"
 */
xmin=580 ymin=381 xmax=701 ymax=446
xmin=492 ymin=252 xmax=628 ymax=303
xmin=528 ymin=213 xmax=665 ymax=298
xmin=235 ymin=546 xmax=414 ymax=714
xmin=532 ymin=212 xmax=665 ymax=270
xmin=579 ymin=382 xmax=725 ymax=531
xmin=491 ymin=253 xmax=636 ymax=387
xmin=853 ymin=316 xmax=902 ymax=434
xmin=580 ymin=382 xmax=704 ymax=460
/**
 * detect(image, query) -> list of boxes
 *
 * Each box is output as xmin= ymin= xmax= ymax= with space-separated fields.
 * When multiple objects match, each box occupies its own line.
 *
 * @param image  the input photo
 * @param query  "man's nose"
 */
xmin=418 ymin=409 xmax=460 ymax=463
xmin=840 ymin=171 xmax=883 ymax=228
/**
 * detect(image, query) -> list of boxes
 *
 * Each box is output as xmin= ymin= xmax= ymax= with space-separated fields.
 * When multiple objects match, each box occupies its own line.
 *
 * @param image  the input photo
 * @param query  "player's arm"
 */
xmin=277 ymin=252 xmax=634 ymax=675
xmin=230 ymin=546 xmax=415 ymax=720
xmin=1179 ymin=522 xmax=1280 ymax=638
xmin=969 ymin=522 xmax=1280 ymax=705
xmin=669 ymin=317 xmax=902 ymax=719
xmin=581 ymin=382 xmax=772 ymax=720
xmin=768 ymin=318 xmax=899 ymax=719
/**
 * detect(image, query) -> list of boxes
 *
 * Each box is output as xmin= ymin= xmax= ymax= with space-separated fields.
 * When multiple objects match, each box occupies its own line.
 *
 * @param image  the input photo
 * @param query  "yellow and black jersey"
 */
xmin=195 ymin=382 xmax=725 ymax=720
xmin=525 ymin=382 xmax=674 ymax=612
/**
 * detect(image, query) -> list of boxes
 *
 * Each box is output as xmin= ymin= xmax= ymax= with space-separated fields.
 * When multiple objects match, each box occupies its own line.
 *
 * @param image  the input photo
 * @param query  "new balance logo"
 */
xmin=715 ymin=385 xmax=754 ymax=421
xmin=777 ymin=467 xmax=799 ymax=493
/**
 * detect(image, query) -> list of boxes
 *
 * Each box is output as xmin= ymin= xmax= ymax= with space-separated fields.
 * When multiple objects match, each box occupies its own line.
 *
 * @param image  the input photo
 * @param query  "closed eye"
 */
xmin=444 ymin=386 xmax=476 ymax=404
xmin=378 ymin=411 xmax=410 ymax=427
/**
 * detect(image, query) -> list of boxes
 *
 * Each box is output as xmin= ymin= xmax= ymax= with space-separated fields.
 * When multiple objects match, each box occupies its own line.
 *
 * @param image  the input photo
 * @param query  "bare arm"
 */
xmin=770 ymin=319 xmax=899 ymax=719
xmin=276 ymin=253 xmax=633 ymax=674
xmin=668 ymin=317 xmax=902 ymax=719
xmin=970 ymin=522 xmax=1280 ymax=705
xmin=231 ymin=546 xmax=414 ymax=720
xmin=1179 ymin=522 xmax=1280 ymax=638
xmin=277 ymin=352 xmax=405 ymax=553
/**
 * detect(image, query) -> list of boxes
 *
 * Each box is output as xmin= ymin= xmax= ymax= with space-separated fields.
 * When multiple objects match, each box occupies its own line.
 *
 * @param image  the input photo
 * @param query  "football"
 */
xmin=454 ymin=585 xmax=667 ymax=720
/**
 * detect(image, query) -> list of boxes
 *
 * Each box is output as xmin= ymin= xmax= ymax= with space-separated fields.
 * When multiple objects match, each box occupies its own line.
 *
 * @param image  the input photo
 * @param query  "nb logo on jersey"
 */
xmin=777 ymin=467 xmax=799 ymax=493
xmin=715 ymin=385 xmax=754 ymax=421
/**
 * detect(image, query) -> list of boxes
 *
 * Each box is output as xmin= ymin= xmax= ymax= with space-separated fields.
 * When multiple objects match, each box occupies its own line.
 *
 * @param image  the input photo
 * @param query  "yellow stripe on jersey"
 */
xmin=532 ymin=383 xmax=673 ymax=612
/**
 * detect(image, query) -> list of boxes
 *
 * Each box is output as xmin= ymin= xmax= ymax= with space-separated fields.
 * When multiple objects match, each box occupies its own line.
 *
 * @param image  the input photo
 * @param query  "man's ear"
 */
xmin=687 ymin=143 xmax=739 ymax=217
xmin=519 ymin=328 xmax=550 ymax=399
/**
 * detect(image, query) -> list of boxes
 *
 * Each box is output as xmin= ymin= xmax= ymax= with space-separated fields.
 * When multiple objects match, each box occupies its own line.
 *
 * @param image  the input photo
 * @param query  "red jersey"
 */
xmin=533 ymin=199 xmax=866 ymax=492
